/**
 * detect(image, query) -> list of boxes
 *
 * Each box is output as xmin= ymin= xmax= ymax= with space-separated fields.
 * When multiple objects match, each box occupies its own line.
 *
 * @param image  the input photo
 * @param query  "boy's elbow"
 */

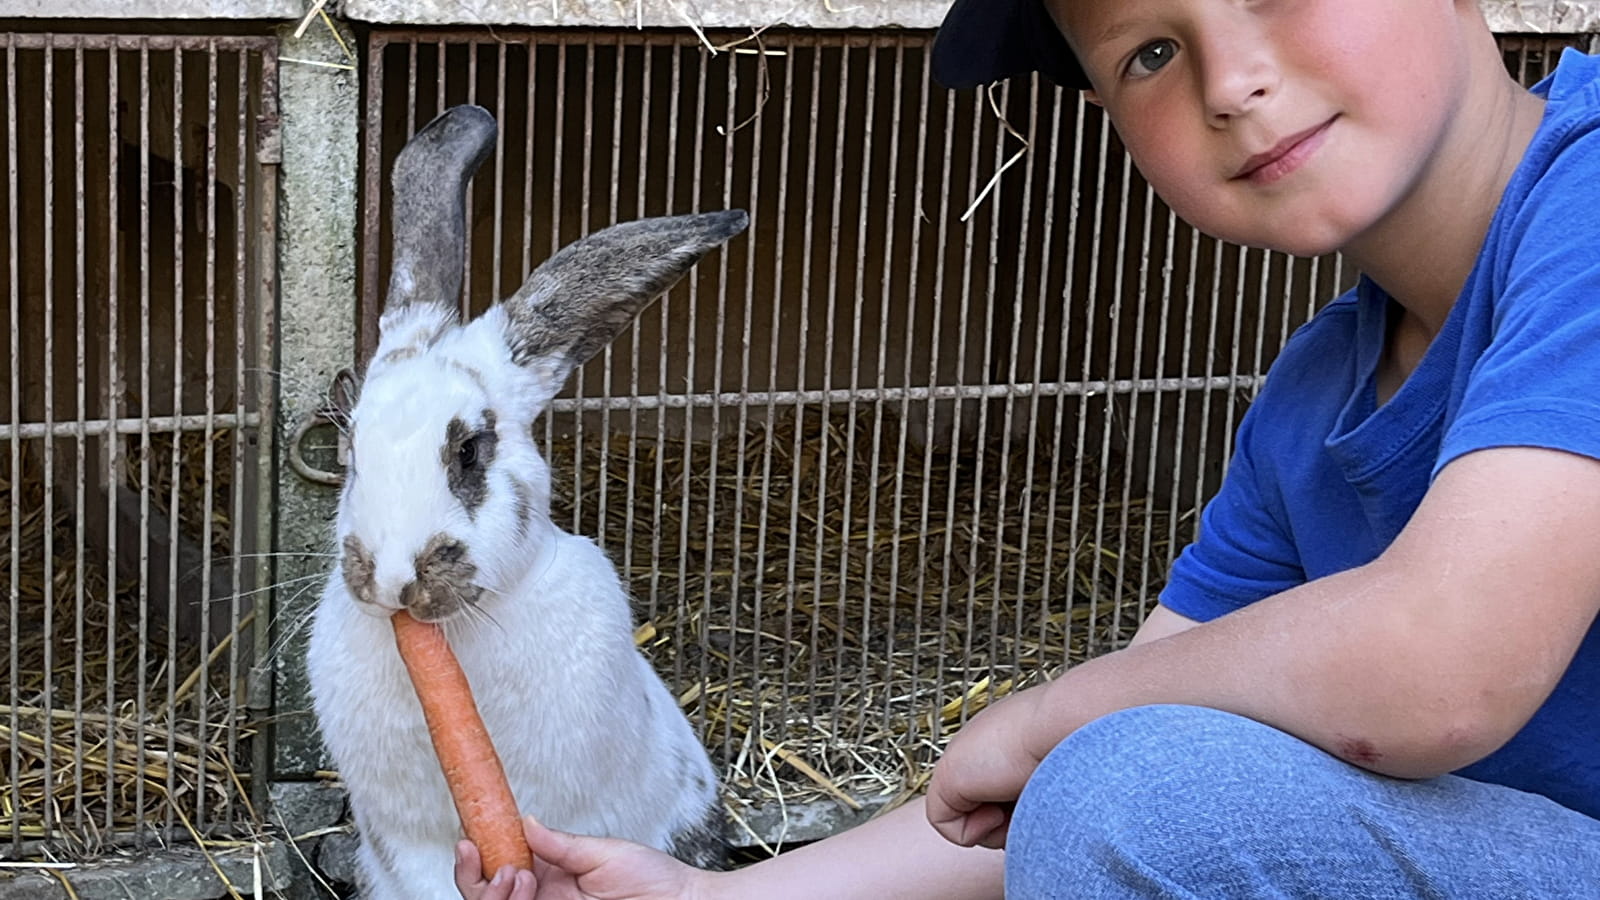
xmin=1361 ymin=680 xmax=1544 ymax=779
xmin=1369 ymin=712 xmax=1506 ymax=779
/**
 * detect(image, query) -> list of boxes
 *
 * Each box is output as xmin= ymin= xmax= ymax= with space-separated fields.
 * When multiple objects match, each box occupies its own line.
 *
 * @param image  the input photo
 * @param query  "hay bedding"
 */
xmin=548 ymin=407 xmax=1189 ymax=823
xmin=3 ymin=407 xmax=1188 ymax=857
xmin=2 ymin=434 xmax=255 ymax=860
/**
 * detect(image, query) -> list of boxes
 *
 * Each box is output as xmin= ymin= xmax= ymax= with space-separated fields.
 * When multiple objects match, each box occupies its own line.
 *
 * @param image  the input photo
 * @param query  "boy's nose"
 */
xmin=1197 ymin=21 xmax=1280 ymax=124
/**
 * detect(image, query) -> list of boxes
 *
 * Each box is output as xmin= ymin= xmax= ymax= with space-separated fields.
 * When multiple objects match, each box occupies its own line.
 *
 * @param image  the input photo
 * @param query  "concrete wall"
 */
xmin=0 ymin=0 xmax=1592 ymax=31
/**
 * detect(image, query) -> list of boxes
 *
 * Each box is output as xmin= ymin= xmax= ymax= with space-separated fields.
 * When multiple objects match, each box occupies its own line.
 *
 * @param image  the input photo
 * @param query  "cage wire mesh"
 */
xmin=1 ymin=33 xmax=275 ymax=859
xmin=358 ymin=29 xmax=1582 ymax=826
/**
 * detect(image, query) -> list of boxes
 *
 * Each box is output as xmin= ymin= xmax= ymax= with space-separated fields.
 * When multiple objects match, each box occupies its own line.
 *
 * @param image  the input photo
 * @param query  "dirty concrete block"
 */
xmin=0 ymin=842 xmax=291 ymax=900
xmin=341 ymin=0 xmax=951 ymax=28
xmin=271 ymin=14 xmax=362 ymax=779
xmin=269 ymin=781 xmax=356 ymax=899
xmin=317 ymin=829 xmax=362 ymax=886
xmin=271 ymin=781 xmax=350 ymax=835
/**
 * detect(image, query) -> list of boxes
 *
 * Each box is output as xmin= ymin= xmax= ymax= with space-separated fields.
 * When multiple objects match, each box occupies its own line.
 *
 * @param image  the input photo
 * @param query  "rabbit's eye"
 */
xmin=458 ymin=435 xmax=480 ymax=469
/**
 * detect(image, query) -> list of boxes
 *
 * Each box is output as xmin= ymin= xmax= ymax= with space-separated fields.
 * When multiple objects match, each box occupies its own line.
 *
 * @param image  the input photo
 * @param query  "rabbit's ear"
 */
xmin=501 ymin=210 xmax=749 ymax=398
xmin=378 ymin=105 xmax=498 ymax=354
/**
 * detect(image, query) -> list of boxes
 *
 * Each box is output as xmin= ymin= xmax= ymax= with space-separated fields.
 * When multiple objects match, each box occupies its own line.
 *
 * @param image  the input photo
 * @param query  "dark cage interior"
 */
xmin=1 ymin=33 xmax=274 ymax=858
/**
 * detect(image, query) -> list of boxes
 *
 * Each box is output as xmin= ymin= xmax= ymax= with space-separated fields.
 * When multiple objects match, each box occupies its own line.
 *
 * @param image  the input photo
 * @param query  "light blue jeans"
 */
xmin=1006 ymin=705 xmax=1600 ymax=898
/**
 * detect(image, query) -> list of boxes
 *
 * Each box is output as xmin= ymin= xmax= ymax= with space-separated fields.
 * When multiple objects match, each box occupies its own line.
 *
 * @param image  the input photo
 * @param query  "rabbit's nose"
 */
xmin=397 ymin=534 xmax=481 ymax=622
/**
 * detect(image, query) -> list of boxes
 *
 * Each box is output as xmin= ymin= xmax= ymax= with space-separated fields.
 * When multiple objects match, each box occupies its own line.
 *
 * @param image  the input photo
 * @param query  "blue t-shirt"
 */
xmin=1161 ymin=48 xmax=1600 ymax=820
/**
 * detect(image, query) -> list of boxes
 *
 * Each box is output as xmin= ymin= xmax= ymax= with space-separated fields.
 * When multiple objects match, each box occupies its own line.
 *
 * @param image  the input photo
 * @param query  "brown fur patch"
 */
xmin=401 ymin=534 xmax=480 ymax=621
xmin=442 ymin=411 xmax=498 ymax=515
xmin=341 ymin=534 xmax=376 ymax=605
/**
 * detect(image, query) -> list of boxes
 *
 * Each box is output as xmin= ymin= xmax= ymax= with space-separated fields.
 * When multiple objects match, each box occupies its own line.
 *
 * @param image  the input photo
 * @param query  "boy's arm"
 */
xmin=1128 ymin=603 xmax=1201 ymax=646
xmin=712 ymin=798 xmax=1003 ymax=900
xmin=931 ymin=444 xmax=1600 ymax=843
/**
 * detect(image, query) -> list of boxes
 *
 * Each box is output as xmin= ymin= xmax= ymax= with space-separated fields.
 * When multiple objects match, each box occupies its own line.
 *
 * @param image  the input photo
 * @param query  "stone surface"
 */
xmin=1484 ymin=0 xmax=1600 ymax=32
xmin=0 ymin=843 xmax=292 ymax=900
xmin=726 ymin=794 xmax=893 ymax=847
xmin=271 ymin=781 xmax=350 ymax=834
xmin=270 ymin=18 xmax=361 ymax=780
xmin=333 ymin=0 xmax=1600 ymax=32
xmin=0 ymin=0 xmax=300 ymax=15
xmin=316 ymin=830 xmax=363 ymax=887
xmin=343 ymin=0 xmax=951 ymax=28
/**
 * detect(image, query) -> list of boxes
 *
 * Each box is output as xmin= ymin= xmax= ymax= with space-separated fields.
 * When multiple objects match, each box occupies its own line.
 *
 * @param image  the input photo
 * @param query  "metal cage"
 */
xmin=355 ymin=29 xmax=1592 ymax=835
xmin=1 ymin=31 xmax=277 ymax=858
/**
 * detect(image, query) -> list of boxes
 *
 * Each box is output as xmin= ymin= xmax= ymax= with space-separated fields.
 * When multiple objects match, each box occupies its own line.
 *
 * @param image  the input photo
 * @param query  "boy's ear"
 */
xmin=1083 ymin=89 xmax=1104 ymax=107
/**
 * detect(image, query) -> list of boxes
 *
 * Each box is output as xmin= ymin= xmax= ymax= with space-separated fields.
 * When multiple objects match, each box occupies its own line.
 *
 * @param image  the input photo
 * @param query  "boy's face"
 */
xmin=1047 ymin=0 xmax=1472 ymax=256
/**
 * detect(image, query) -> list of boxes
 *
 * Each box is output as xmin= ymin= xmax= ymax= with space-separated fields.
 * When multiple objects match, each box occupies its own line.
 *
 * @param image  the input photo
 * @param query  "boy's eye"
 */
xmin=1127 ymin=39 xmax=1177 ymax=78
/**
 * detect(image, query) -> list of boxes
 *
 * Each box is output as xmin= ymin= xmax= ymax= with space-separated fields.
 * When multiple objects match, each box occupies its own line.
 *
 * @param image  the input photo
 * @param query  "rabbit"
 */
xmin=306 ymin=104 xmax=748 ymax=900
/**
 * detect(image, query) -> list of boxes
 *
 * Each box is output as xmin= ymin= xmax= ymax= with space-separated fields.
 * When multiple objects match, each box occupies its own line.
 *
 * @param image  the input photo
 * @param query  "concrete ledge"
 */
xmin=0 ymin=0 xmax=1591 ymax=33
xmin=726 ymin=794 xmax=894 ymax=847
xmin=1486 ymin=0 xmax=1600 ymax=33
xmin=0 ymin=0 xmax=301 ymax=16
xmin=304 ymin=792 xmax=893 ymax=876
xmin=0 ymin=842 xmax=292 ymax=900
xmin=336 ymin=0 xmax=1600 ymax=32
xmin=342 ymin=0 xmax=950 ymax=29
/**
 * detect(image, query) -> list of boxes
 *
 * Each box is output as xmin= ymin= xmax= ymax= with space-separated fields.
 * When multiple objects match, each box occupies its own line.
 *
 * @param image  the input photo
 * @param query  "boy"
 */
xmin=458 ymin=0 xmax=1600 ymax=896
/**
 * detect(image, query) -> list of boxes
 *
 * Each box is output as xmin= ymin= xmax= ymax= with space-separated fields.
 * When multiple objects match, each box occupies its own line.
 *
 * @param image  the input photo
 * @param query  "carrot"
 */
xmin=391 ymin=609 xmax=535 ymax=879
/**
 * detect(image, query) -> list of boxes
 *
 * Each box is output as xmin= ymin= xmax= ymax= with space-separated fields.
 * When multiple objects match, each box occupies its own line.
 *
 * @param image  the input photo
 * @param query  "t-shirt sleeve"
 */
xmin=1438 ymin=122 xmax=1600 ymax=471
xmin=1159 ymin=405 xmax=1307 ymax=623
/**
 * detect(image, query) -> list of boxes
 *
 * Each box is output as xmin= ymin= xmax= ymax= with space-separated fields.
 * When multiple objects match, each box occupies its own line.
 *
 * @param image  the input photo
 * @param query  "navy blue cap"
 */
xmin=932 ymin=0 xmax=1088 ymax=90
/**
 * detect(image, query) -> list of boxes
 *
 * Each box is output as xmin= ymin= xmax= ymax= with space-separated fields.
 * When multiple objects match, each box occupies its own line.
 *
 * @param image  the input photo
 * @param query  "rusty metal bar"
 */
xmin=2 ymin=33 xmax=275 ymax=51
xmin=41 ymin=32 xmax=59 ymax=843
xmin=1 ymin=412 xmax=264 ymax=440
xmin=900 ymin=40 xmax=935 ymax=745
xmin=868 ymin=39 xmax=906 ymax=736
xmin=1025 ymin=81 xmax=1066 ymax=663
xmin=196 ymin=40 xmax=219 ymax=832
xmin=135 ymin=37 xmax=151 ymax=846
xmin=6 ymin=33 xmax=22 ymax=854
xmin=103 ymin=39 xmax=121 ymax=837
xmin=71 ymin=40 xmax=87 ymax=836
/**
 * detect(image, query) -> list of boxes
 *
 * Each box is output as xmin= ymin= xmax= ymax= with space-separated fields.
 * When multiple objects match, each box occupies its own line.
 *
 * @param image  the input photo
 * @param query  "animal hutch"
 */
xmin=0 ymin=1 xmax=1594 ymax=896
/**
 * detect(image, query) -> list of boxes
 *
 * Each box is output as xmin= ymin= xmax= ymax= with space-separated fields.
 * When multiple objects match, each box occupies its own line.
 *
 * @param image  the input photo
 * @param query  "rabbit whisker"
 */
xmin=221 ymin=571 xmax=327 ymax=607
xmin=263 ymin=577 xmax=337 ymax=663
xmin=175 ymin=551 xmax=337 ymax=583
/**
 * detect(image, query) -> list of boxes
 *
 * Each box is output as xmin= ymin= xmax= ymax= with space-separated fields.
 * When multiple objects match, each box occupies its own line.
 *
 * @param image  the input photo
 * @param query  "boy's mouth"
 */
xmin=1232 ymin=116 xmax=1338 ymax=184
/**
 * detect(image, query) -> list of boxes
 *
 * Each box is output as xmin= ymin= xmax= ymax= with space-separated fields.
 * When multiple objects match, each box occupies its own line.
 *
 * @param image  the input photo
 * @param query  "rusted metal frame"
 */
xmin=364 ymin=27 xmax=931 ymax=51
xmin=6 ymin=30 xmax=23 ymax=856
xmin=249 ymin=42 xmax=282 ymax=824
xmin=0 ymin=33 xmax=276 ymax=52
xmin=40 ymin=31 xmax=58 ymax=844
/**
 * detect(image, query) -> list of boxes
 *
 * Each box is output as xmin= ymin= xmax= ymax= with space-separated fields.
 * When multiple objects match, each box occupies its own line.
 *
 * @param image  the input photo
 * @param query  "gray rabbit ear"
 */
xmin=380 ymin=105 xmax=498 ymax=347
xmin=501 ymin=210 xmax=749 ymax=394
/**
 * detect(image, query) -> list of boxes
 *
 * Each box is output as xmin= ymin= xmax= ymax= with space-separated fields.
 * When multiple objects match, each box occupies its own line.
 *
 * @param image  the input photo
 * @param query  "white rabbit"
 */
xmin=306 ymin=105 xmax=747 ymax=900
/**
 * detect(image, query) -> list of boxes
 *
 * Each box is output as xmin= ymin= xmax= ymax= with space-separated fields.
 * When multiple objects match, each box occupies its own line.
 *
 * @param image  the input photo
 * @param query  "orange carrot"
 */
xmin=392 ymin=609 xmax=535 ymax=879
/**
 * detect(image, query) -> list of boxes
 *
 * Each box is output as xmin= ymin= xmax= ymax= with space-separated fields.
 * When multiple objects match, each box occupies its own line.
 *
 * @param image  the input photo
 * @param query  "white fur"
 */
xmin=308 ymin=307 xmax=719 ymax=900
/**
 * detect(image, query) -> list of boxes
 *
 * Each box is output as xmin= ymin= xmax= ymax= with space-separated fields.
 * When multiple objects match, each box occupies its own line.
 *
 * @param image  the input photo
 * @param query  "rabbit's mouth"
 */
xmin=341 ymin=533 xmax=483 ymax=622
xmin=398 ymin=534 xmax=482 ymax=622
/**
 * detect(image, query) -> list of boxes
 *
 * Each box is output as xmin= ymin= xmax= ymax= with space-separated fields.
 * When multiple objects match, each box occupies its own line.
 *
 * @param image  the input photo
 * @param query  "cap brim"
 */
xmin=932 ymin=0 xmax=1089 ymax=90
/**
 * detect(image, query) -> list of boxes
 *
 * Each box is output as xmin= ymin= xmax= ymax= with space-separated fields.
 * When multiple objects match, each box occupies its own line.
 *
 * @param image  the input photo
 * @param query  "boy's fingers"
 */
xmin=521 ymin=814 xmax=620 ymax=875
xmin=454 ymin=841 xmax=489 ymax=896
xmin=924 ymin=793 xmax=974 ymax=845
xmin=455 ymin=842 xmax=533 ymax=900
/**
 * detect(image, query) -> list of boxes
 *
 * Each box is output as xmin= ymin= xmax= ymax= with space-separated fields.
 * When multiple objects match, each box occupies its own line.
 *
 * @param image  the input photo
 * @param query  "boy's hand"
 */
xmin=926 ymin=686 xmax=1053 ymax=850
xmin=455 ymin=841 xmax=536 ymax=900
xmin=455 ymin=816 xmax=713 ymax=900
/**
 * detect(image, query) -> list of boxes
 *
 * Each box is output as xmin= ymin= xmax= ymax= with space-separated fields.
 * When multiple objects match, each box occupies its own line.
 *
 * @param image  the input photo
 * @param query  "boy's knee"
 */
xmin=1007 ymin=705 xmax=1331 ymax=896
